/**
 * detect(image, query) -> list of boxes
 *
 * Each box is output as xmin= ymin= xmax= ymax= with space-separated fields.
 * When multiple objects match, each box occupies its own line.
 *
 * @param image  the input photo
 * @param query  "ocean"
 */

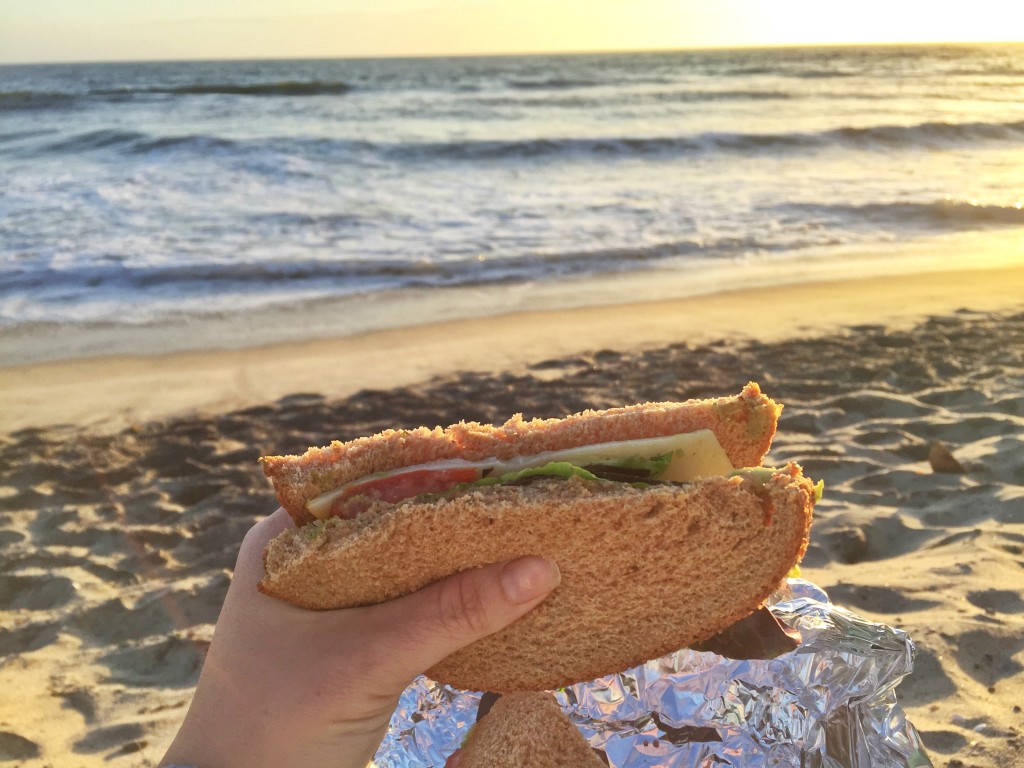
xmin=2 ymin=45 xmax=1023 ymax=363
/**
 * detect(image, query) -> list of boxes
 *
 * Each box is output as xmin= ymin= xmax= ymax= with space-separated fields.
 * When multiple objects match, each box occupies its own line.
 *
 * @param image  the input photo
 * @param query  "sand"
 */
xmin=1 ymin=265 xmax=1023 ymax=766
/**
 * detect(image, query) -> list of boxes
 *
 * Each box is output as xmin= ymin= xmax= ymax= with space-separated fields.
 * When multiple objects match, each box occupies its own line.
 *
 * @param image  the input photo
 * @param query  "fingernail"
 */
xmin=500 ymin=557 xmax=561 ymax=604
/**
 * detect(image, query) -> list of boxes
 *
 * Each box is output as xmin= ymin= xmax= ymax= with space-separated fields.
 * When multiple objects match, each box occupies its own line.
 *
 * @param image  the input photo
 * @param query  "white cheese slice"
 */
xmin=489 ymin=429 xmax=732 ymax=478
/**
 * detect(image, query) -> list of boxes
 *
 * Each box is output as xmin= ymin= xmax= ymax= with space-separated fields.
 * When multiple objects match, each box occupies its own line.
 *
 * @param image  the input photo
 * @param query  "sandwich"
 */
xmin=446 ymin=692 xmax=604 ymax=767
xmin=259 ymin=382 xmax=817 ymax=692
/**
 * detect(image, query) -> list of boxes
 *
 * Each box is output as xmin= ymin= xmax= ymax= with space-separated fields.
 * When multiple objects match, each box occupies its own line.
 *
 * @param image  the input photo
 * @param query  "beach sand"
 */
xmin=1 ymin=265 xmax=1023 ymax=766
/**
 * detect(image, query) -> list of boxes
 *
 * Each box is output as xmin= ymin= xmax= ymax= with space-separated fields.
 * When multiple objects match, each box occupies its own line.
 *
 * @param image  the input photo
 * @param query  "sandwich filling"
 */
xmin=306 ymin=429 xmax=738 ymax=520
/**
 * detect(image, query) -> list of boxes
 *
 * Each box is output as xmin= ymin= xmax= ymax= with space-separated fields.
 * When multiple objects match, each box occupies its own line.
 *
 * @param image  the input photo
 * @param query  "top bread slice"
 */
xmin=261 ymin=381 xmax=782 ymax=525
xmin=455 ymin=692 xmax=604 ymax=768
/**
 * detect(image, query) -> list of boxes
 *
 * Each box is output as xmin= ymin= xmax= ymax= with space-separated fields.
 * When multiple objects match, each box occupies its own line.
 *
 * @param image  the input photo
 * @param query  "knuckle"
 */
xmin=434 ymin=576 xmax=490 ymax=639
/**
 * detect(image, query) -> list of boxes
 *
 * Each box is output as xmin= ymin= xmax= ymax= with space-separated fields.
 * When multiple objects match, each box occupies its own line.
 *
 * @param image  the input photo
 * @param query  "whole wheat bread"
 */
xmin=456 ymin=692 xmax=604 ymax=767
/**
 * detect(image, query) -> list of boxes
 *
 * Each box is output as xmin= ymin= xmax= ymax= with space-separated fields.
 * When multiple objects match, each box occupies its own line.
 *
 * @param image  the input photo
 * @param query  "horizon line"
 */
xmin=2 ymin=39 xmax=1020 ymax=68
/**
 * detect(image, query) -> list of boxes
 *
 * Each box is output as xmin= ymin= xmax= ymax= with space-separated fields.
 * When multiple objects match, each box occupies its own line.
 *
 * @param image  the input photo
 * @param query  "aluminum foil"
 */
xmin=375 ymin=580 xmax=933 ymax=767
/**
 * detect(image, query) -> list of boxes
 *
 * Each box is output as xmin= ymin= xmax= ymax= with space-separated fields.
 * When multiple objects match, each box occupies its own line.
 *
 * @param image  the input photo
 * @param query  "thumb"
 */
xmin=363 ymin=557 xmax=561 ymax=693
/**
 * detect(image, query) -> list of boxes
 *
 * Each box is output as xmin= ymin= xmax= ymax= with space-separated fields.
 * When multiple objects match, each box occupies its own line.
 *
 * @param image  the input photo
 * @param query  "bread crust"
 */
xmin=261 ymin=382 xmax=781 ymax=525
xmin=458 ymin=692 xmax=604 ymax=767
xmin=260 ymin=465 xmax=814 ymax=692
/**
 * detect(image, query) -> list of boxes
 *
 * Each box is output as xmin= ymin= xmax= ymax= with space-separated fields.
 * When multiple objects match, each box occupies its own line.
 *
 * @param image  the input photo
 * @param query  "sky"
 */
xmin=1 ymin=0 xmax=1021 ymax=64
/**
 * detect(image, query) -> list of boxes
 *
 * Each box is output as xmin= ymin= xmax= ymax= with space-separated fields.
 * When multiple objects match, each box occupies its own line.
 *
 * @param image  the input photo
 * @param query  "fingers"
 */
xmin=249 ymin=507 xmax=298 ymax=545
xmin=231 ymin=508 xmax=296 ymax=591
xmin=360 ymin=557 xmax=561 ymax=693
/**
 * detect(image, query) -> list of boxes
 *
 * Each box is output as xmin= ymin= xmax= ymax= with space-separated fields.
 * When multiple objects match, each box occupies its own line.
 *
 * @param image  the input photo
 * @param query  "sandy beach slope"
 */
xmin=2 ymin=262 xmax=1023 ymax=436
xmin=0 ymin=266 xmax=1022 ymax=766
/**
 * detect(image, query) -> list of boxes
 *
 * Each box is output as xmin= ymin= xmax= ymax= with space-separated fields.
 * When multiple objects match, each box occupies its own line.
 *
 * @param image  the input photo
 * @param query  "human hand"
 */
xmin=161 ymin=508 xmax=560 ymax=768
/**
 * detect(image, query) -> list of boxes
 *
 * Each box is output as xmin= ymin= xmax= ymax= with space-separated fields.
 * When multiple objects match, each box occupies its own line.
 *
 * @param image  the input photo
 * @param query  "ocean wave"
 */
xmin=722 ymin=66 xmax=854 ymax=79
xmin=386 ymin=118 xmax=1024 ymax=161
xmin=39 ymin=129 xmax=240 ymax=156
xmin=792 ymin=69 xmax=856 ymax=79
xmin=696 ymin=89 xmax=794 ymax=101
xmin=0 ymin=128 xmax=57 ymax=145
xmin=384 ymin=136 xmax=696 ymax=160
xmin=28 ymin=115 xmax=1024 ymax=162
xmin=506 ymin=77 xmax=602 ymax=90
xmin=475 ymin=88 xmax=794 ymax=109
xmin=37 ymin=130 xmax=261 ymax=157
xmin=33 ymin=129 xmax=373 ymax=159
xmin=0 ymin=90 xmax=79 ymax=111
xmin=945 ymin=66 xmax=1024 ymax=77
xmin=128 ymin=134 xmax=239 ymax=154
xmin=723 ymin=66 xmax=774 ymax=76
xmin=0 ymin=259 xmax=444 ymax=297
xmin=0 ymin=234 xmax=781 ymax=306
xmin=42 ymin=129 xmax=150 ymax=153
xmin=107 ymin=80 xmax=353 ymax=97
xmin=247 ymin=211 xmax=364 ymax=228
xmin=0 ymin=80 xmax=354 ymax=112
xmin=832 ymin=119 xmax=1024 ymax=146
xmin=780 ymin=200 xmax=1024 ymax=230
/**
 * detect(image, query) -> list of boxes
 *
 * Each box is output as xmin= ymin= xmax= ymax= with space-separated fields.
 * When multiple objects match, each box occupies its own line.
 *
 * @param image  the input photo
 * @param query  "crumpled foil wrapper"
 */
xmin=375 ymin=580 xmax=933 ymax=767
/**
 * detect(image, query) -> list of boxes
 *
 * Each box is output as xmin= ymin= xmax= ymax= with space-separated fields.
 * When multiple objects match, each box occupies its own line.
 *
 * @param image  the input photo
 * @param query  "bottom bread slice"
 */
xmin=457 ymin=692 xmax=604 ymax=768
xmin=261 ymin=467 xmax=815 ymax=692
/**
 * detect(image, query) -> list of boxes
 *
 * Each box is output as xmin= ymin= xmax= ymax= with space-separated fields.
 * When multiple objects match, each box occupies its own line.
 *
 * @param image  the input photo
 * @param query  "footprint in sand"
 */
xmin=0 ymin=529 xmax=24 ymax=547
xmin=825 ymin=390 xmax=939 ymax=423
xmin=165 ymin=478 xmax=231 ymax=507
xmin=951 ymin=628 xmax=1024 ymax=688
xmin=916 ymin=729 xmax=969 ymax=755
xmin=967 ymin=589 xmax=1024 ymax=614
xmin=818 ymin=515 xmax=935 ymax=564
xmin=0 ymin=574 xmax=76 ymax=611
xmin=137 ymin=440 xmax=211 ymax=478
xmin=69 ymin=597 xmax=178 ymax=646
xmin=122 ymin=495 xmax=181 ymax=525
xmin=99 ymin=635 xmax=207 ymax=688
xmin=70 ymin=573 xmax=229 ymax=646
xmin=0 ymin=621 xmax=61 ymax=658
xmin=823 ymin=583 xmax=941 ymax=614
xmin=71 ymin=722 xmax=145 ymax=755
xmin=895 ymin=644 xmax=957 ymax=706
xmin=0 ymin=731 xmax=41 ymax=761
xmin=54 ymin=686 xmax=97 ymax=724
xmin=989 ymin=531 xmax=1024 ymax=567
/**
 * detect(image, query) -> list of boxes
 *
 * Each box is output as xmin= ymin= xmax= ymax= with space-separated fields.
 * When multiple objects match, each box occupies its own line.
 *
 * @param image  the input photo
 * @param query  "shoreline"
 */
xmin=4 ymin=230 xmax=1023 ymax=370
xmin=2 ymin=261 xmax=1023 ymax=435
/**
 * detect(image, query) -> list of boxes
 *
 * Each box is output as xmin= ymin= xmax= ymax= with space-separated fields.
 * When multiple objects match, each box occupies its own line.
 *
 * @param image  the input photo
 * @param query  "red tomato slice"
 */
xmin=330 ymin=466 xmax=484 ymax=519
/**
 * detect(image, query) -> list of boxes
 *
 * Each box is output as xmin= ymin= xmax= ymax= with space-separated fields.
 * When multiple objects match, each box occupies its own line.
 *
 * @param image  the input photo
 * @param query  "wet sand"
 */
xmin=1 ymin=270 xmax=1023 ymax=766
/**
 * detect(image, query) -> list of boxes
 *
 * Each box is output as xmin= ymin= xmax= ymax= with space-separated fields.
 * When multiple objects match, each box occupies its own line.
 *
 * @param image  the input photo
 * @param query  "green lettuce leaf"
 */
xmin=600 ymin=451 xmax=673 ymax=476
xmin=493 ymin=461 xmax=600 ymax=483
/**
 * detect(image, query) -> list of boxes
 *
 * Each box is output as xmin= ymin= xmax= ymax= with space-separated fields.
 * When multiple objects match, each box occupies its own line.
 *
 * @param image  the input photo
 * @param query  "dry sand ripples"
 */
xmin=1 ymin=309 xmax=1022 ymax=765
